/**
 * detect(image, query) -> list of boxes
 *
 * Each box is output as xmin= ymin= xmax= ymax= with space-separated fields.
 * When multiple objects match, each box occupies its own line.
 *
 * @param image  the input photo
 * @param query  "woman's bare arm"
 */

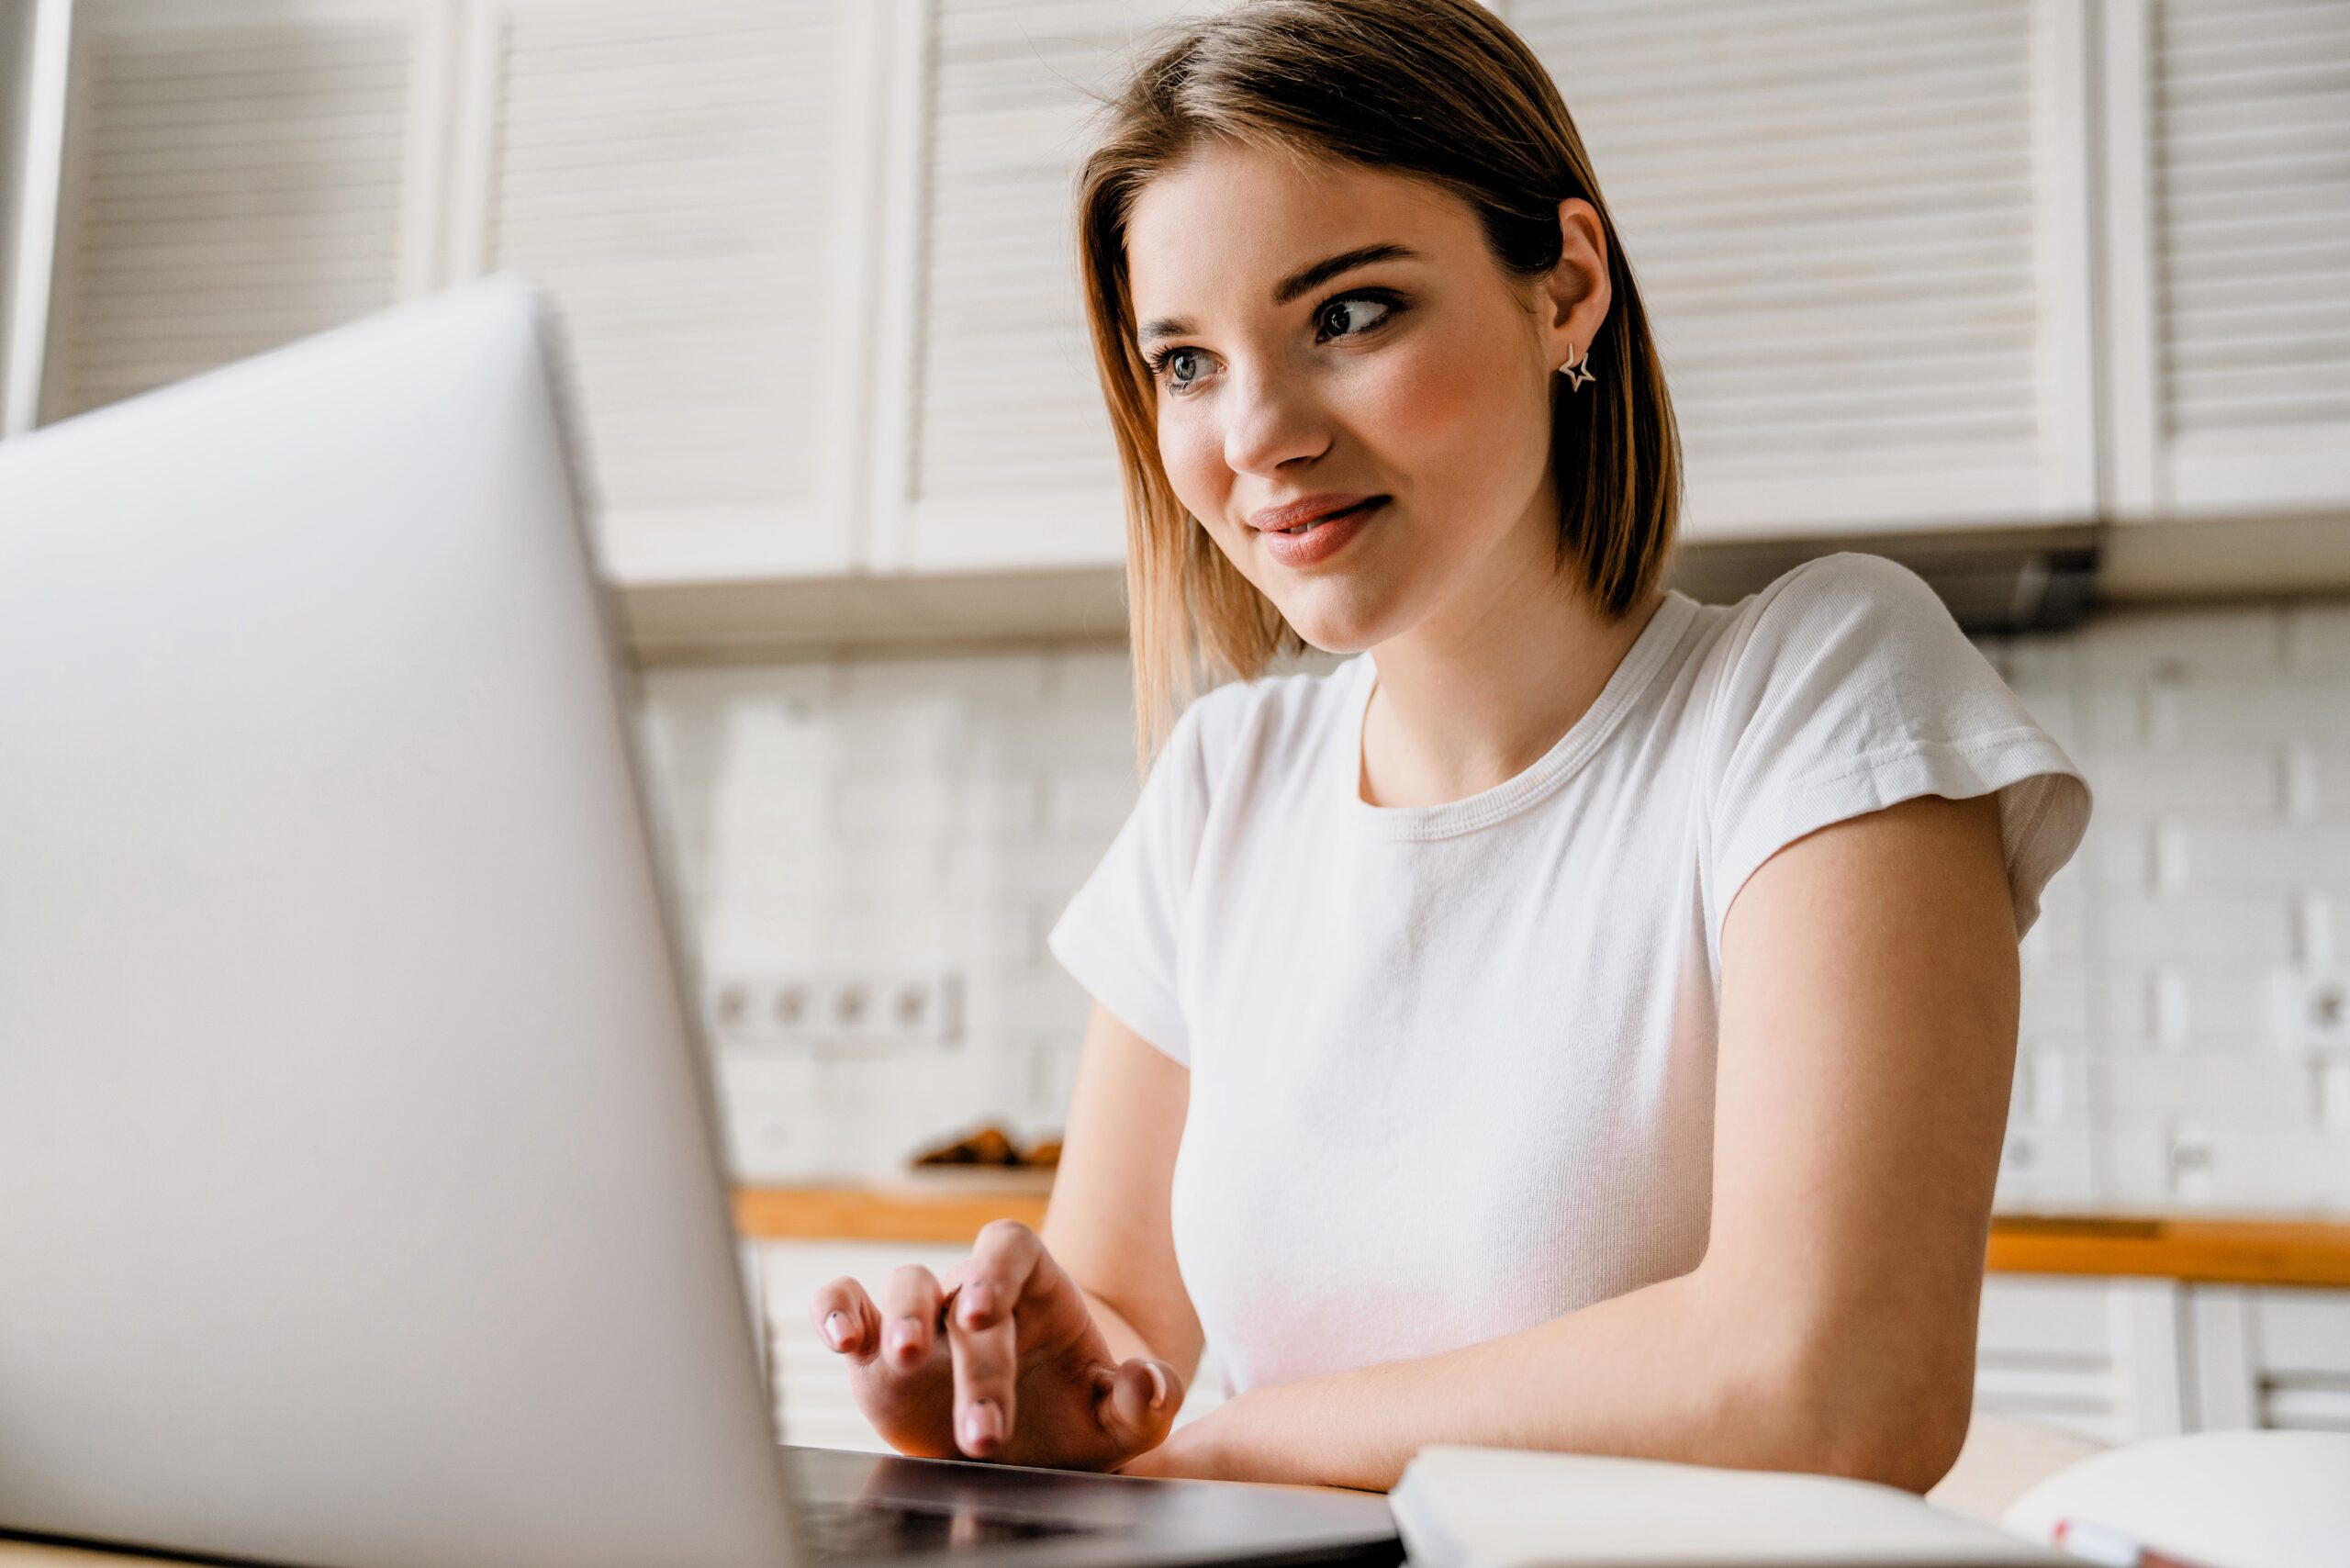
xmin=1040 ymin=1002 xmax=1205 ymax=1387
xmin=1118 ymin=790 xmax=2016 ymax=1492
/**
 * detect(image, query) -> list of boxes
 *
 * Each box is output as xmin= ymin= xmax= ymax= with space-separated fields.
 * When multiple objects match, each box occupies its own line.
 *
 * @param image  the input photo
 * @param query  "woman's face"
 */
xmin=1125 ymin=140 xmax=1606 ymax=654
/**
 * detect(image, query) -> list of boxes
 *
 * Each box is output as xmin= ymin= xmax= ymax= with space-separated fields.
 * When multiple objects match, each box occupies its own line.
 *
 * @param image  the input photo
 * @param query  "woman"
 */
xmin=811 ymin=0 xmax=2090 ymax=1495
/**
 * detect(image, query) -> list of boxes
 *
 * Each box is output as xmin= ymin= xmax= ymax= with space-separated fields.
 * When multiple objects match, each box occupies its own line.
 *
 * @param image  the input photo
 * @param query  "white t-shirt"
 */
xmin=1046 ymin=552 xmax=2091 ymax=1399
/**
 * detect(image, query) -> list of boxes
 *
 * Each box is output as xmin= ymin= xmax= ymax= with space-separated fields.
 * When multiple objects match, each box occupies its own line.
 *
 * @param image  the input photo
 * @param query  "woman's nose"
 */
xmin=1220 ymin=365 xmax=1330 ymax=477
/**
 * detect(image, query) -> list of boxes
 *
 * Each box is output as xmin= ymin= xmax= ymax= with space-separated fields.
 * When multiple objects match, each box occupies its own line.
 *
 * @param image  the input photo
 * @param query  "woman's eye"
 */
xmin=1164 ymin=348 xmax=1206 ymax=386
xmin=1318 ymin=297 xmax=1391 ymax=340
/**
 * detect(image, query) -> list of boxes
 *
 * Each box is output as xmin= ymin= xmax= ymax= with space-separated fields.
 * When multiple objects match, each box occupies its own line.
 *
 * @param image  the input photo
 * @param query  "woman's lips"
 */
xmin=1257 ymin=497 xmax=1384 ymax=568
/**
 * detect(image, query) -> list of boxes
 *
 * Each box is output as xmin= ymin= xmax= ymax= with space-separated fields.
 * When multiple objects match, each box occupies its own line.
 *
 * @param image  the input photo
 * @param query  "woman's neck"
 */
xmin=1357 ymin=555 xmax=1667 ymax=811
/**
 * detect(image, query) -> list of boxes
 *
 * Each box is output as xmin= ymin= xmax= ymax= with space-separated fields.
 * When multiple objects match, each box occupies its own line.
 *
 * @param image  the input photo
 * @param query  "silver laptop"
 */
xmin=0 ymin=278 xmax=1400 ymax=1568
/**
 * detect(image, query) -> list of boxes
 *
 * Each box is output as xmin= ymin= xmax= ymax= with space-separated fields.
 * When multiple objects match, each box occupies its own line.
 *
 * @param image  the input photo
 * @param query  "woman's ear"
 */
xmin=1539 ymin=196 xmax=1611 ymax=371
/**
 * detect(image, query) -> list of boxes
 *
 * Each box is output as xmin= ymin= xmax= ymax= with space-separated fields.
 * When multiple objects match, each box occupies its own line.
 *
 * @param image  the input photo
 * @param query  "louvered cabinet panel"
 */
xmin=451 ymin=0 xmax=874 ymax=582
xmin=38 ymin=0 xmax=440 ymax=425
xmin=2103 ymin=0 xmax=2350 ymax=516
xmin=878 ymin=0 xmax=1217 ymax=573
xmin=1502 ymin=0 xmax=2097 ymax=541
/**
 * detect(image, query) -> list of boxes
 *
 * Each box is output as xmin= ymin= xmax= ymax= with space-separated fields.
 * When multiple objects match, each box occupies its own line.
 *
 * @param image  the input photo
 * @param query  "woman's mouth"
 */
xmin=1256 ymin=497 xmax=1384 ymax=566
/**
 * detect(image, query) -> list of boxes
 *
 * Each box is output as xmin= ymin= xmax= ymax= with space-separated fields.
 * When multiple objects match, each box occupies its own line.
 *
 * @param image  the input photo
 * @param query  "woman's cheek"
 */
xmin=1353 ymin=331 xmax=1549 ymax=527
xmin=1157 ymin=409 xmax=1225 ymax=520
xmin=1348 ymin=331 xmax=1490 ymax=457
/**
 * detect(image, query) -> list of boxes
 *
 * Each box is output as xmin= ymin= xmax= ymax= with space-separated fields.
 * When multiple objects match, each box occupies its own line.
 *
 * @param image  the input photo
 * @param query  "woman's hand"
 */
xmin=810 ymin=1219 xmax=1186 ymax=1469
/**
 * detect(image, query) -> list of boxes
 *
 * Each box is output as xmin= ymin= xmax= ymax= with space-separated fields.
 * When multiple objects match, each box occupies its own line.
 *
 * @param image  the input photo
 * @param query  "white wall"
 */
xmin=636 ymin=594 xmax=2350 ymax=1213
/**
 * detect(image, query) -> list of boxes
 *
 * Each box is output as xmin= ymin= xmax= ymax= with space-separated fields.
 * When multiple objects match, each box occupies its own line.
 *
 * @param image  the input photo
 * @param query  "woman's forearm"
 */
xmin=1138 ymin=1261 xmax=1962 ymax=1494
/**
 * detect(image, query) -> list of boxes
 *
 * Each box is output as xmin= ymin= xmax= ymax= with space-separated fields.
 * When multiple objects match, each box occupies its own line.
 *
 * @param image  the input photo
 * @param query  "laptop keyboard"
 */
xmin=796 ymin=1494 xmax=1111 ymax=1561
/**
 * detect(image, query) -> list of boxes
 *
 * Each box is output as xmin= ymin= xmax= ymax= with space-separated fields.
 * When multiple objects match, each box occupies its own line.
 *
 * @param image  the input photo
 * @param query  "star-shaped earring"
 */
xmin=1558 ymin=343 xmax=1595 ymax=391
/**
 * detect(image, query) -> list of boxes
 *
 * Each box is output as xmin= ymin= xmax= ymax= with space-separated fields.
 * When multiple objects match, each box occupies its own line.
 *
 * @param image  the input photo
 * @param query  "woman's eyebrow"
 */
xmin=1271 ymin=242 xmax=1416 ymax=306
xmin=1136 ymin=241 xmax=1420 ymax=345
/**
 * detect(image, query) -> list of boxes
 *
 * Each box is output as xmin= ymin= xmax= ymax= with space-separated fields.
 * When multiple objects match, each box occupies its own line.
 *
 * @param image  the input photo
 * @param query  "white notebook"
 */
xmin=1389 ymin=1446 xmax=2068 ymax=1568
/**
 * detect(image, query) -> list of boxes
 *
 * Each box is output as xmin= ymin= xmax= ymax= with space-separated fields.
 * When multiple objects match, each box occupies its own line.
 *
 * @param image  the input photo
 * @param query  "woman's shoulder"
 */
xmin=1684 ymin=550 xmax=2066 ymax=800
xmin=1684 ymin=551 xmax=1975 ymax=712
xmin=1169 ymin=655 xmax=1368 ymax=782
xmin=1718 ymin=550 xmax=1953 ymax=659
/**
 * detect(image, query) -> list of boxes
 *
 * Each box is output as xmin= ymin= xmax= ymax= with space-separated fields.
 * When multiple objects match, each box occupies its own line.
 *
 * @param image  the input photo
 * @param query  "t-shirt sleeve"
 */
xmin=1045 ymin=700 xmax=1215 ymax=1066
xmin=1702 ymin=552 xmax=2092 ymax=963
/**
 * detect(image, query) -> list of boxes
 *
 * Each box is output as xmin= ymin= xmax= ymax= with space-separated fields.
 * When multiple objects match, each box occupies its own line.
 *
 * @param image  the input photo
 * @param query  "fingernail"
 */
xmin=961 ymin=1399 xmax=1001 ymax=1450
xmin=822 ymin=1311 xmax=848 ymax=1350
xmin=960 ymin=1283 xmax=990 ymax=1325
xmin=887 ymin=1318 xmax=919 ymax=1361
xmin=1146 ymin=1364 xmax=1168 ymax=1411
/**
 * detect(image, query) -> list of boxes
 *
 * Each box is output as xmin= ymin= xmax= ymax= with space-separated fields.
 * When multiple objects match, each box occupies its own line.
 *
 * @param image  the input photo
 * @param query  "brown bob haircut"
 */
xmin=1075 ymin=0 xmax=1684 ymax=770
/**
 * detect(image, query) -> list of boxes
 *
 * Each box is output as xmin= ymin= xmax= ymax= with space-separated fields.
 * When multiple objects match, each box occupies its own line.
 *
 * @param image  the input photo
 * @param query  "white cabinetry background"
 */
xmin=2101 ymin=0 xmax=2350 ymax=517
xmin=10 ymin=0 xmax=2344 ymax=590
xmin=445 ymin=0 xmax=878 ymax=583
xmin=1504 ymin=0 xmax=2097 ymax=538
xmin=36 ymin=0 xmax=445 ymax=425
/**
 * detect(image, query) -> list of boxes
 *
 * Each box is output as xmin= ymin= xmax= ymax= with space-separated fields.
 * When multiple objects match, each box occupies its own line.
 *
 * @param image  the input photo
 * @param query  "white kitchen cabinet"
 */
xmin=442 ymin=0 xmax=884 ymax=585
xmin=1979 ymin=1276 xmax=2350 ymax=1440
xmin=9 ymin=0 xmax=888 ymax=588
xmin=2098 ymin=0 xmax=2350 ymax=521
xmin=1975 ymin=1274 xmax=2188 ymax=1444
xmin=1498 ymin=0 xmax=2099 ymax=543
xmin=28 ymin=0 xmax=452 ymax=424
xmin=2185 ymin=1284 xmax=2350 ymax=1434
xmin=862 ymin=0 xmax=1212 ymax=576
xmin=7 ymin=0 xmax=2340 ymax=629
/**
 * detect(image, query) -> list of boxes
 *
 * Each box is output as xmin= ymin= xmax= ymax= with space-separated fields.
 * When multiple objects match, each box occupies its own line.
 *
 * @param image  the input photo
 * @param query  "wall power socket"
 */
xmin=704 ymin=969 xmax=964 ymax=1051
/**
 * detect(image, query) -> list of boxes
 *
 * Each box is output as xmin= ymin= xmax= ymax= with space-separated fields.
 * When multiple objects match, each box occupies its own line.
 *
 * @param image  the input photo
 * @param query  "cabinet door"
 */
xmin=1500 ymin=0 xmax=2098 ymax=542
xmin=1975 ymin=1274 xmax=2188 ymax=1444
xmin=869 ymin=0 xmax=1213 ymax=575
xmin=445 ymin=0 xmax=881 ymax=585
xmin=2187 ymin=1284 xmax=2350 ymax=1433
xmin=2100 ymin=0 xmax=2350 ymax=519
xmin=35 ymin=0 xmax=451 ymax=425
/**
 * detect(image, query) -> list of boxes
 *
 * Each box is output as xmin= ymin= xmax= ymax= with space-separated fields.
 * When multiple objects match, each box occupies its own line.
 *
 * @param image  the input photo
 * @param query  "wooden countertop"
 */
xmin=732 ymin=1186 xmax=2350 ymax=1290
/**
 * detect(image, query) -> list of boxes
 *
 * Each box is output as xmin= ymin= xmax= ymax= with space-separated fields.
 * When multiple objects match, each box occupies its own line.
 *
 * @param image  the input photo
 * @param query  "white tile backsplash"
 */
xmin=639 ymin=595 xmax=2350 ymax=1211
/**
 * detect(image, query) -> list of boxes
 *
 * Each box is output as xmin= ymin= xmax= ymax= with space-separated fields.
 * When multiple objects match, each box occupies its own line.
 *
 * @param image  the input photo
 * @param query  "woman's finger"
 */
xmin=810 ymin=1276 xmax=882 ymax=1364
xmin=878 ymin=1264 xmax=946 ymax=1374
xmin=946 ymin=1219 xmax=1046 ymax=1457
xmin=956 ymin=1219 xmax=1048 ymax=1330
xmin=1098 ymin=1358 xmax=1180 ymax=1452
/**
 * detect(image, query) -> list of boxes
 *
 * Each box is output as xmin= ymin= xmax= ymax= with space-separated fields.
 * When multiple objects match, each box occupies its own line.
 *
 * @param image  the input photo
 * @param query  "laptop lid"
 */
xmin=0 ymin=279 xmax=806 ymax=1568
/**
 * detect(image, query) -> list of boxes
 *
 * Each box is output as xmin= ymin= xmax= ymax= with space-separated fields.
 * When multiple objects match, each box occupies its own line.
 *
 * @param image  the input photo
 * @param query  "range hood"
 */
xmin=1666 ymin=524 xmax=2100 ymax=636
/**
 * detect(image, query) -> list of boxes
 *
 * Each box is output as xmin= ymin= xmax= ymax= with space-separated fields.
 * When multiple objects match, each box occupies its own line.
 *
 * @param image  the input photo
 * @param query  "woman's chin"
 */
xmin=1278 ymin=597 xmax=1393 ymax=658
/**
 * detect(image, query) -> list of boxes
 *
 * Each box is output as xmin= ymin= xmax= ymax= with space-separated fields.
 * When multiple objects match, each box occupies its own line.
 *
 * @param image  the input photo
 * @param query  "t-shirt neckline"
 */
xmin=1342 ymin=590 xmax=1700 ymax=841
